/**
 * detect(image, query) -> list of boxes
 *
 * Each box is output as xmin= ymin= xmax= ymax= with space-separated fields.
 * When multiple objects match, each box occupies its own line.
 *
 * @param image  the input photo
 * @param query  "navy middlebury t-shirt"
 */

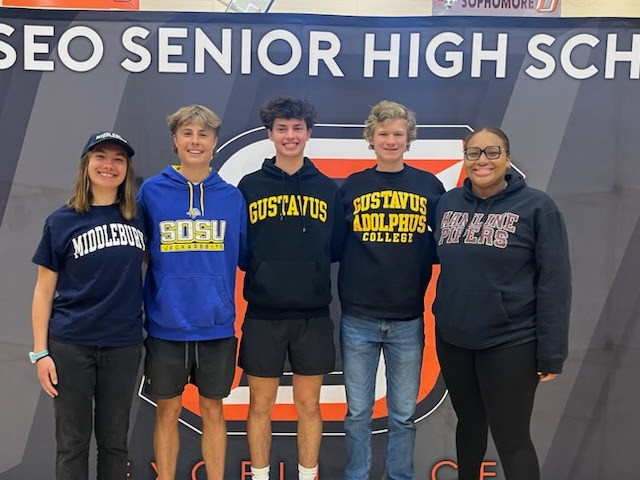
xmin=32 ymin=204 xmax=146 ymax=346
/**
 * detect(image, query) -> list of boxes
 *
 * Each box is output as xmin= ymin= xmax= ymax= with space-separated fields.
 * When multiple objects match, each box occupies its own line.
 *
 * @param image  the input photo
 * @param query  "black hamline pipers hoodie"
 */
xmin=238 ymin=157 xmax=345 ymax=320
xmin=433 ymin=173 xmax=571 ymax=374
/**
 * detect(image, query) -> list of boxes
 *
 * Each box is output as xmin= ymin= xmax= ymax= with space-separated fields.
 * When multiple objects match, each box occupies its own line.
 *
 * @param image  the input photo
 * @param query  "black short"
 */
xmin=143 ymin=335 xmax=237 ymax=399
xmin=238 ymin=316 xmax=335 ymax=377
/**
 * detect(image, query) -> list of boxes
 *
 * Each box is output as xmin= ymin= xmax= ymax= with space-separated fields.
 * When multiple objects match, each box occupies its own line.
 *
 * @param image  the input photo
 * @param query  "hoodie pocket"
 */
xmin=248 ymin=261 xmax=321 ymax=309
xmin=155 ymin=273 xmax=233 ymax=329
xmin=433 ymin=287 xmax=510 ymax=348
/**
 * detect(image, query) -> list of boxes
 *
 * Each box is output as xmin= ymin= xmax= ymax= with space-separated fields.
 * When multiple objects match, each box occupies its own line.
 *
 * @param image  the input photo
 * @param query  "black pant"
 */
xmin=49 ymin=339 xmax=141 ymax=480
xmin=436 ymin=334 xmax=540 ymax=480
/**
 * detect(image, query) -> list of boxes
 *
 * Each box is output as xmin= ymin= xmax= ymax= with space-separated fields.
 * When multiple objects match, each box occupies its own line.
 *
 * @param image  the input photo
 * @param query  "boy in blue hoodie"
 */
xmin=138 ymin=105 xmax=247 ymax=480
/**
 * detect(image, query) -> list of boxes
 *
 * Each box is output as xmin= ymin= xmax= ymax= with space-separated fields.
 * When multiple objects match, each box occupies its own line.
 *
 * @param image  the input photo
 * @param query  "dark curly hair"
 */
xmin=259 ymin=96 xmax=317 ymax=130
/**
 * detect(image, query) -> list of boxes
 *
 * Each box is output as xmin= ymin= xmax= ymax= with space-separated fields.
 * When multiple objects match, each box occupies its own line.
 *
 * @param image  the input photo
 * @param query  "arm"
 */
xmin=238 ymin=196 xmax=249 ymax=271
xmin=31 ymin=265 xmax=59 ymax=397
xmin=137 ymin=187 xmax=151 ymax=267
xmin=427 ymin=180 xmax=446 ymax=265
xmin=427 ymin=177 xmax=446 ymax=233
xmin=330 ymin=188 xmax=347 ymax=263
xmin=535 ymin=206 xmax=572 ymax=380
xmin=139 ymin=196 xmax=148 ymax=266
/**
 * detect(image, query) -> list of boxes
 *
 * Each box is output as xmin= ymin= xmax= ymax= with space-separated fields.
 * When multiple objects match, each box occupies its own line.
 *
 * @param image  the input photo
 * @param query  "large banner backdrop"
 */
xmin=1 ymin=8 xmax=639 ymax=479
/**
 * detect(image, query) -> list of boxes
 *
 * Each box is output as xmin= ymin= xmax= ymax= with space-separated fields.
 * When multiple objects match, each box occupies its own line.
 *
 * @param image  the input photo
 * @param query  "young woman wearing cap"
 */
xmin=30 ymin=131 xmax=146 ymax=479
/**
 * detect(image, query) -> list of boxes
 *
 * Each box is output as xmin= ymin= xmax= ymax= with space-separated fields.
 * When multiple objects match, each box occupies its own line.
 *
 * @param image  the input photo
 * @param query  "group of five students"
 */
xmin=30 ymin=96 xmax=570 ymax=480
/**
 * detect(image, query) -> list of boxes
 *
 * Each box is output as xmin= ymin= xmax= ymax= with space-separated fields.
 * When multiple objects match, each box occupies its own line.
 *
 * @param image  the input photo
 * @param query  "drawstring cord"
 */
xmin=280 ymin=172 xmax=285 ymax=221
xmin=199 ymin=183 xmax=205 ymax=216
xmin=184 ymin=342 xmax=201 ymax=370
xmin=297 ymin=173 xmax=306 ymax=233
xmin=186 ymin=182 xmax=205 ymax=218
xmin=277 ymin=163 xmax=307 ymax=233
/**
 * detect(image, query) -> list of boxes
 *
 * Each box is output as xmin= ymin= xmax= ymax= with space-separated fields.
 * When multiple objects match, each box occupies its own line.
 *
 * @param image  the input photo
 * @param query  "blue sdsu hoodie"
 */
xmin=138 ymin=166 xmax=248 ymax=341
xmin=433 ymin=173 xmax=571 ymax=374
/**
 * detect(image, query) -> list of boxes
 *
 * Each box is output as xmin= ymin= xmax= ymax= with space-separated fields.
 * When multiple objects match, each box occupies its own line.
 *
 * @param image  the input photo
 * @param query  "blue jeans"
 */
xmin=49 ymin=339 xmax=141 ymax=480
xmin=341 ymin=314 xmax=425 ymax=480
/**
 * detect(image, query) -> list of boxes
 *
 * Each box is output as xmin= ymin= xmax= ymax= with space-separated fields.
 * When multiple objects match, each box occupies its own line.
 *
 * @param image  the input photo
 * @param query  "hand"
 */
xmin=537 ymin=372 xmax=557 ymax=382
xmin=36 ymin=356 xmax=59 ymax=397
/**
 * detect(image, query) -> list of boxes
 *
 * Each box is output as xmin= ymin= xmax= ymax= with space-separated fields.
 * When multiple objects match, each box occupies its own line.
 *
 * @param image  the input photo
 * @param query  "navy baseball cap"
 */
xmin=82 ymin=131 xmax=135 ymax=158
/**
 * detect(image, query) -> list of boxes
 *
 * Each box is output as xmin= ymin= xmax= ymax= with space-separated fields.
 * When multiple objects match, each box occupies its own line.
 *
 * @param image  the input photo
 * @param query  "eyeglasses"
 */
xmin=463 ymin=146 xmax=503 ymax=161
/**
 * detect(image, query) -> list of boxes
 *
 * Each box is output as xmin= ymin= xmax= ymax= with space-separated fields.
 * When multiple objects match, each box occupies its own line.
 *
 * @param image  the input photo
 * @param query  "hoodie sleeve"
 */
xmin=330 ymin=187 xmax=346 ymax=263
xmin=427 ymin=178 xmax=446 ymax=265
xmin=427 ymin=178 xmax=446 ymax=229
xmin=136 ymin=184 xmax=152 ymax=239
xmin=136 ymin=185 xmax=145 ymax=212
xmin=238 ymin=195 xmax=249 ymax=271
xmin=534 ymin=203 xmax=572 ymax=374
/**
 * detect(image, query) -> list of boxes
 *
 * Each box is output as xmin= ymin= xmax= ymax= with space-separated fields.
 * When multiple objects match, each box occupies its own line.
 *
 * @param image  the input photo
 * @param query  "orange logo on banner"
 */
xmin=4 ymin=0 xmax=139 ymax=9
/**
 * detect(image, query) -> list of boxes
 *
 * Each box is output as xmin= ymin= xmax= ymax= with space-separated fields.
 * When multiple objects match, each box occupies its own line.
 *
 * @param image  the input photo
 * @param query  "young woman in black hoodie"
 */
xmin=433 ymin=127 xmax=571 ymax=480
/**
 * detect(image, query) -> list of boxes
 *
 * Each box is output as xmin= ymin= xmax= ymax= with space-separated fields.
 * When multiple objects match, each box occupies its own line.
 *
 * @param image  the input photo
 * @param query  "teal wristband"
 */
xmin=29 ymin=349 xmax=49 ymax=364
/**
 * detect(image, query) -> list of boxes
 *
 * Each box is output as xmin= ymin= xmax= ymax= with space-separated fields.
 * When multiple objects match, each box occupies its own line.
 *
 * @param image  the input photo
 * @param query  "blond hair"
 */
xmin=364 ymin=100 xmax=417 ymax=148
xmin=167 ymin=104 xmax=222 ymax=153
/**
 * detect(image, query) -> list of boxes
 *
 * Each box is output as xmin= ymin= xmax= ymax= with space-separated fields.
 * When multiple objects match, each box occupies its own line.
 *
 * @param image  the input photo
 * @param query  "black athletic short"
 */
xmin=238 ymin=316 xmax=335 ymax=377
xmin=143 ymin=335 xmax=237 ymax=399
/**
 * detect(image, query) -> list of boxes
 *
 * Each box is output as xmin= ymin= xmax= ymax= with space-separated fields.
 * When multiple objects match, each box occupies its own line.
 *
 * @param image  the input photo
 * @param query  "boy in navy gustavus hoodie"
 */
xmin=237 ymin=97 xmax=345 ymax=480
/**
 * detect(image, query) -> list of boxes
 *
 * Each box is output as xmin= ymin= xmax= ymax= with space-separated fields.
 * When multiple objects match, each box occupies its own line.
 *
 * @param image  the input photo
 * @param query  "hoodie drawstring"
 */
xmin=297 ymin=174 xmax=306 ymax=233
xmin=272 ymin=158 xmax=308 ymax=233
xmin=199 ymin=183 xmax=205 ymax=216
xmin=188 ymin=182 xmax=194 ymax=214
xmin=186 ymin=182 xmax=205 ymax=218
xmin=280 ymin=173 xmax=285 ymax=221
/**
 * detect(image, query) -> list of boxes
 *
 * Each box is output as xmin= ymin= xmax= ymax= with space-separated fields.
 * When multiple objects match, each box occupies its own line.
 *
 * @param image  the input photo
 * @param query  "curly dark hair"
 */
xmin=259 ymin=96 xmax=317 ymax=130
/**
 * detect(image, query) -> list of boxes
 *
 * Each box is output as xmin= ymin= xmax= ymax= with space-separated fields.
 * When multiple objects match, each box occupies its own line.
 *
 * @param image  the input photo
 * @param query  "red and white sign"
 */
xmin=432 ymin=0 xmax=561 ymax=17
